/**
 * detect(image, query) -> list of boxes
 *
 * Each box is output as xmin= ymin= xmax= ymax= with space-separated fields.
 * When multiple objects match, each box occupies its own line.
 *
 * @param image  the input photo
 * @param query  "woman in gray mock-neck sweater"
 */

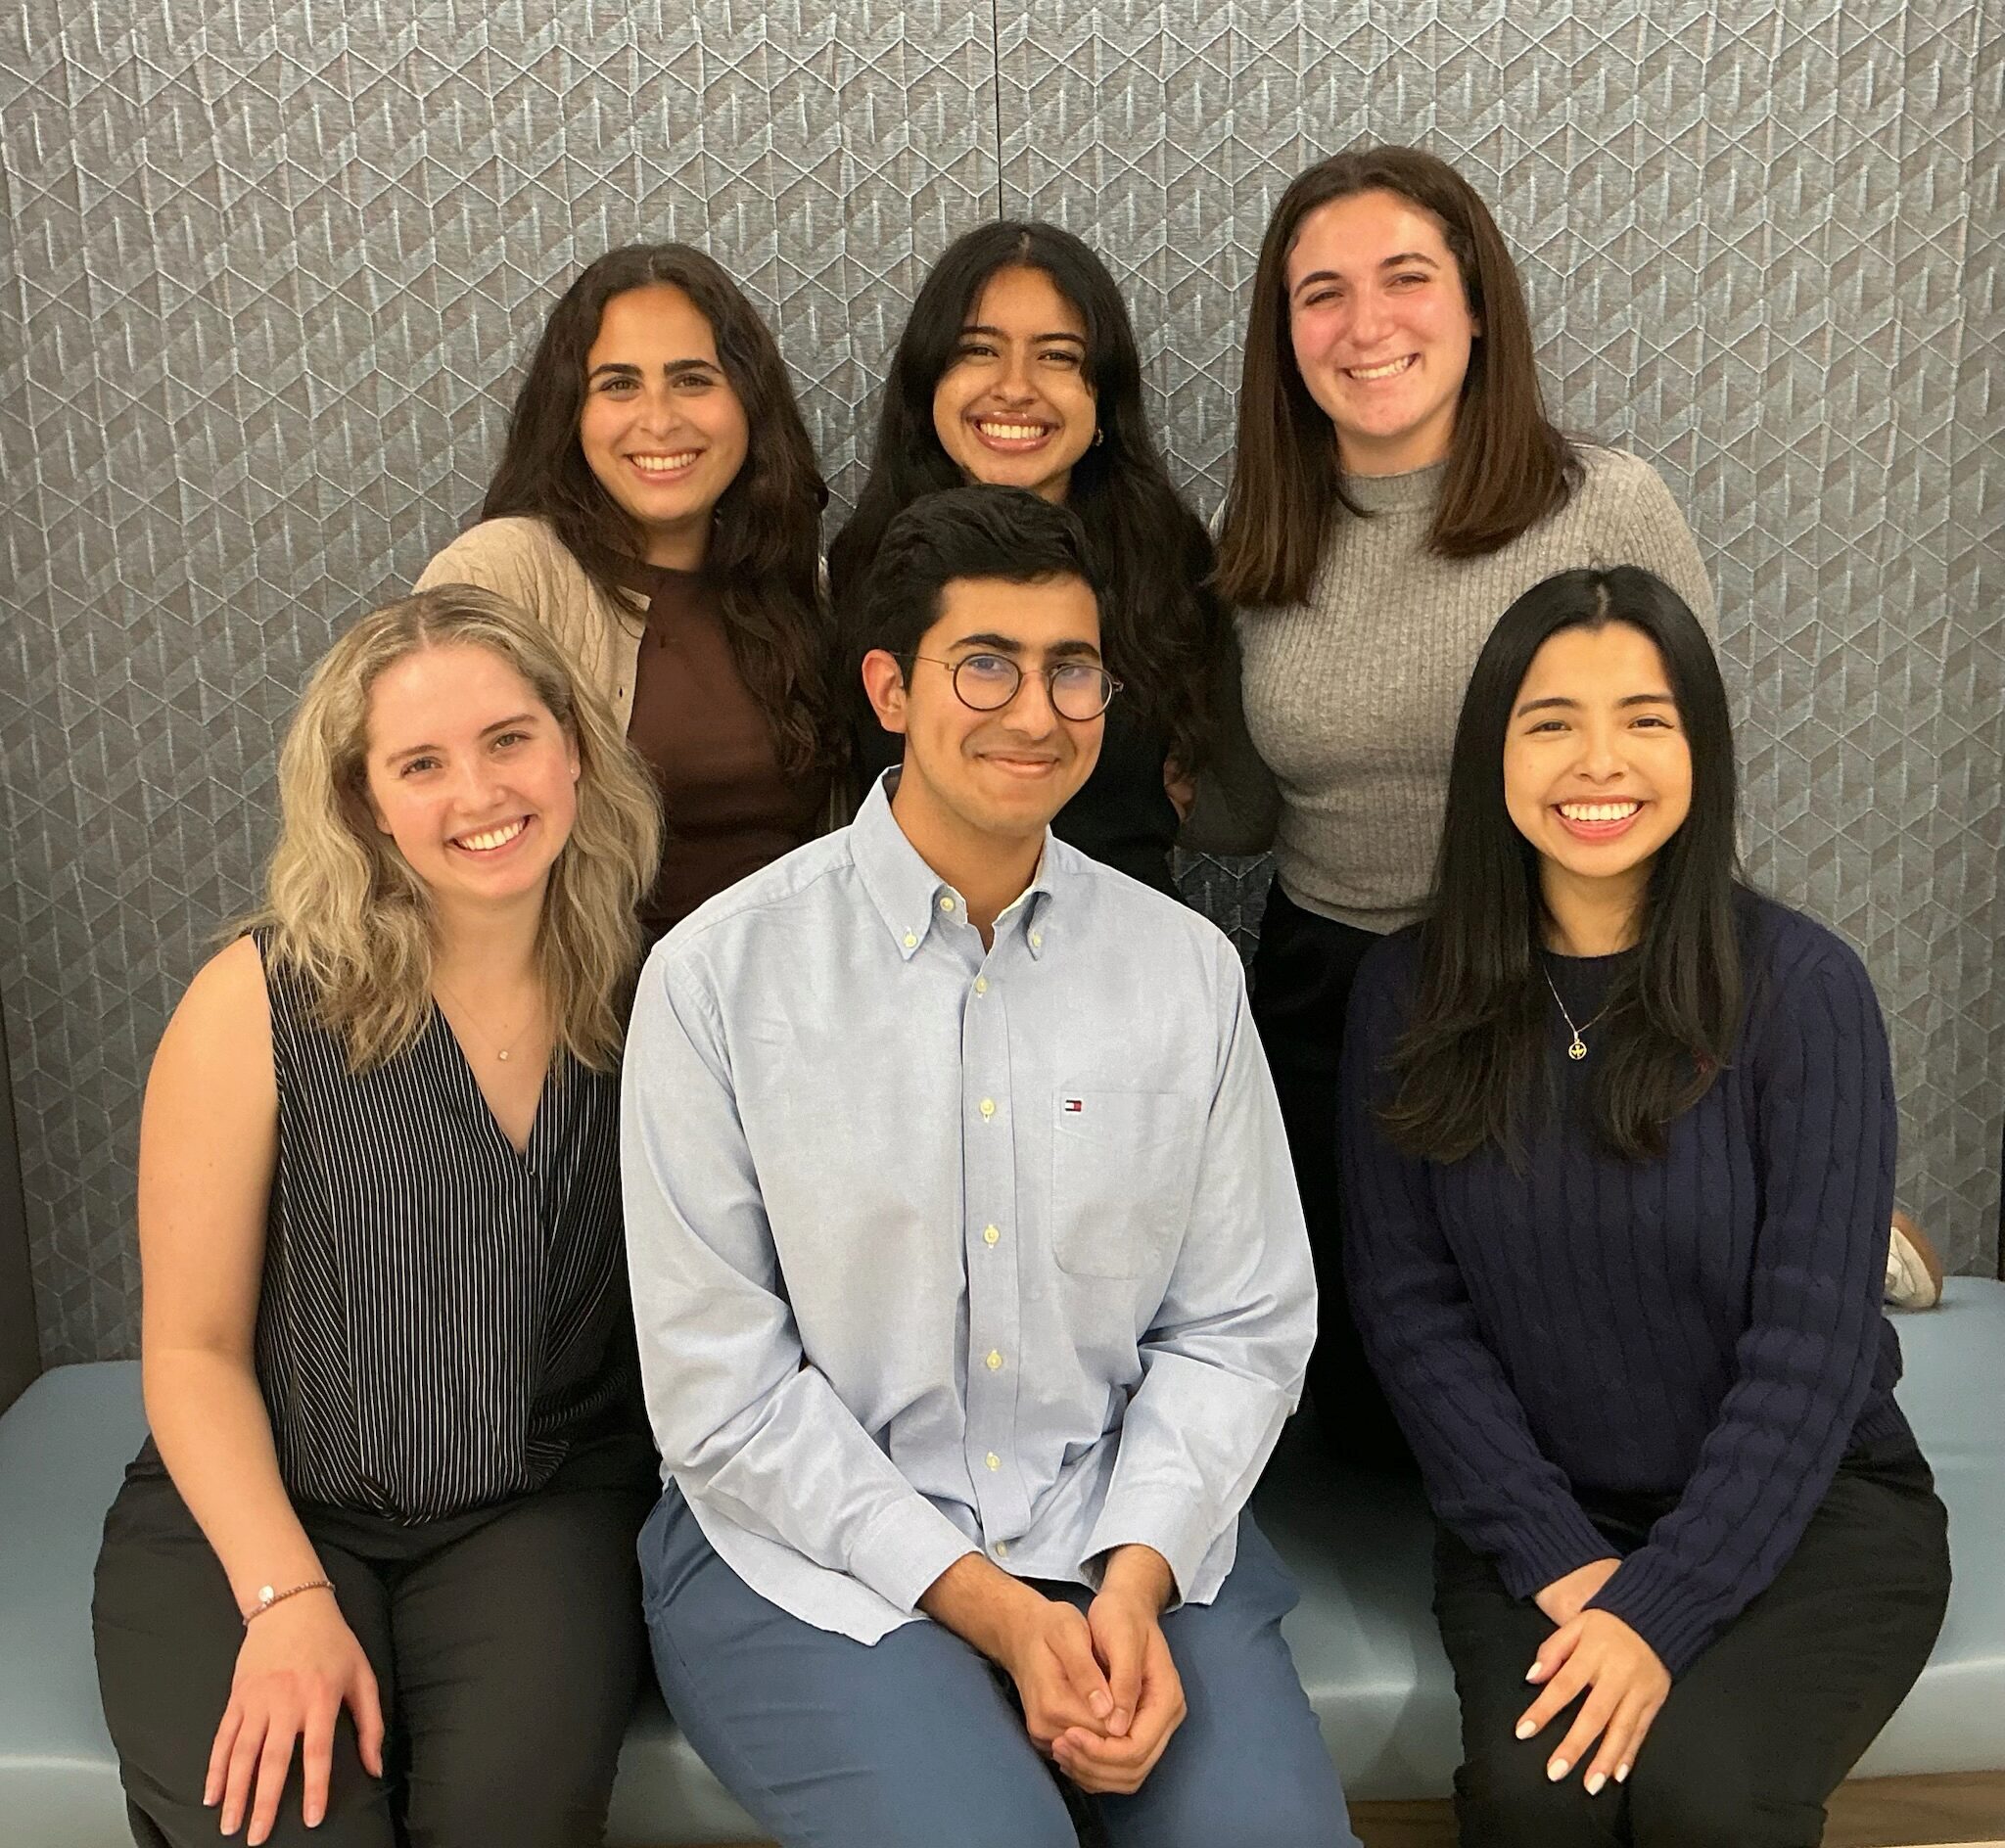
xmin=1187 ymin=146 xmax=1713 ymax=1465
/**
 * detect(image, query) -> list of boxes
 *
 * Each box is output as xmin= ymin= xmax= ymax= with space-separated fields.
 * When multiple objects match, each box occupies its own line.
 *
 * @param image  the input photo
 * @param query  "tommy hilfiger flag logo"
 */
xmin=1062 ymin=1097 xmax=1084 ymax=1113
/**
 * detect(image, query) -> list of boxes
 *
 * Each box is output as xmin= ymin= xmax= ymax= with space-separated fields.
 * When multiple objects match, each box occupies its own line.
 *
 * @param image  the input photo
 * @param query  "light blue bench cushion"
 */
xmin=0 ymin=1361 xmax=146 ymax=1848
xmin=4 ymin=1280 xmax=2000 ymax=1844
xmin=1849 ymin=1279 xmax=2005 ymax=1778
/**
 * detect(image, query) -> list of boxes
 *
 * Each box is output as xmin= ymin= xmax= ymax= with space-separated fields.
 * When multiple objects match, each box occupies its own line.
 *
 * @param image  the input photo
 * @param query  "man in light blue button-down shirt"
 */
xmin=624 ymin=487 xmax=1359 ymax=1847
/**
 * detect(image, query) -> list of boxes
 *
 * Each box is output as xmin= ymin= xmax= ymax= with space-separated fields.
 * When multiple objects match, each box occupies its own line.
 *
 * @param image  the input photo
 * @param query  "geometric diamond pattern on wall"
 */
xmin=2 ymin=0 xmax=1999 ymax=1362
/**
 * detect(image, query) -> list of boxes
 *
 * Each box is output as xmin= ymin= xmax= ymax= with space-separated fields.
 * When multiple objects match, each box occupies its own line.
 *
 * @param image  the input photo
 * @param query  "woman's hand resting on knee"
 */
xmin=206 ymin=1589 xmax=385 ymax=1845
xmin=1515 ymin=1602 xmax=1668 ymax=1798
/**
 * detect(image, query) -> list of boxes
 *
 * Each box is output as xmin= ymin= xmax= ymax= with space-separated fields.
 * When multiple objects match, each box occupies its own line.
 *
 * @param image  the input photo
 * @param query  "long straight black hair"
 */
xmin=1380 ymin=567 xmax=1745 ymax=1164
xmin=827 ymin=222 xmax=1222 ymax=768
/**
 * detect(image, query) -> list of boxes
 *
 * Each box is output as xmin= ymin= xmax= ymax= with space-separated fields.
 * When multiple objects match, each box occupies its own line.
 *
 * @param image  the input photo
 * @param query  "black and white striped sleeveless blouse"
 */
xmin=252 ymin=932 xmax=635 ymax=1522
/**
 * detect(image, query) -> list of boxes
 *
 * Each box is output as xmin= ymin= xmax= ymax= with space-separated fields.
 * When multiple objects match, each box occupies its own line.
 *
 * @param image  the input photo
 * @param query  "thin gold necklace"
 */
xmin=434 ymin=976 xmax=540 ymax=1064
xmin=1542 ymin=967 xmax=1609 ymax=1062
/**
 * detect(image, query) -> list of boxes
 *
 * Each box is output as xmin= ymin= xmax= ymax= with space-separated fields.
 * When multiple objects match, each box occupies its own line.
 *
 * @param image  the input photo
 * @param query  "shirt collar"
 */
xmin=851 ymin=771 xmax=1060 ymax=961
xmin=1001 ymin=848 xmax=1057 ymax=958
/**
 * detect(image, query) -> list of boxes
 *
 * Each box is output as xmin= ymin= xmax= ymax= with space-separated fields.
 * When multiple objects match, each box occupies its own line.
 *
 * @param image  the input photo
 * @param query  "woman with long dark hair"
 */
xmin=1189 ymin=145 xmax=1716 ymax=1459
xmin=418 ymin=242 xmax=841 ymax=939
xmin=828 ymin=222 xmax=1221 ymax=894
xmin=1340 ymin=568 xmax=1949 ymax=1846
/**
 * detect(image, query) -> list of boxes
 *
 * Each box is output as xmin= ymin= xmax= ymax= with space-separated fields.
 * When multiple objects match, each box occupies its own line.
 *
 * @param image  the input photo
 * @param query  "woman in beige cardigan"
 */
xmin=419 ymin=243 xmax=841 ymax=939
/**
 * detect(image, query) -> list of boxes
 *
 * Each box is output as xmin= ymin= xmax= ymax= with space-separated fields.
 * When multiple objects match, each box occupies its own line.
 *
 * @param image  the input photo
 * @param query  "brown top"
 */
xmin=624 ymin=564 xmax=828 ymax=940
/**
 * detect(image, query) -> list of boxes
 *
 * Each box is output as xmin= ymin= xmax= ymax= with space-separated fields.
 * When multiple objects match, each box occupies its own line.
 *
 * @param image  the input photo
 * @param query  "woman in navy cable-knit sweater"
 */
xmin=1338 ymin=565 xmax=1950 ymax=1848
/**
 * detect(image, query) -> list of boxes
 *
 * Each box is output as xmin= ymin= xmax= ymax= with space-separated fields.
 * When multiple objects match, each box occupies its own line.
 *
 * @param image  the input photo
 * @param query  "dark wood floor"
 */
xmin=702 ymin=1769 xmax=2005 ymax=1848
xmin=1349 ymin=1773 xmax=2005 ymax=1847
xmin=1824 ymin=1775 xmax=2005 ymax=1848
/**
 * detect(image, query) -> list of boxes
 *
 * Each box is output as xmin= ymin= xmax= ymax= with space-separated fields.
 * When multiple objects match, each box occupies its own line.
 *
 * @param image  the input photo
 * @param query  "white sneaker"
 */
xmin=1885 ymin=1209 xmax=1944 ymax=1311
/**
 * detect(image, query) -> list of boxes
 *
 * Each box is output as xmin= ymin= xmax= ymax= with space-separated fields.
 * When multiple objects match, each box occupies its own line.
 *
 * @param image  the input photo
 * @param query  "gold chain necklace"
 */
xmin=1542 ymin=967 xmax=1610 ymax=1062
xmin=434 ymin=976 xmax=541 ymax=1064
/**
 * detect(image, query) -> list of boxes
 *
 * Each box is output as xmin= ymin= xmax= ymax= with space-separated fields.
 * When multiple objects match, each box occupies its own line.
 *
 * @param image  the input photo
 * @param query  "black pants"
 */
xmin=93 ymin=1439 xmax=656 ymax=1848
xmin=1249 ymin=882 xmax=1410 ymax=1467
xmin=1432 ymin=1440 xmax=1951 ymax=1847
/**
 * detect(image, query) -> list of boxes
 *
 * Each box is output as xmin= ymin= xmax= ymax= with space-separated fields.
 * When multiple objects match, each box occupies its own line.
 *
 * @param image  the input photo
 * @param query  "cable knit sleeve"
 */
xmin=1339 ymin=943 xmax=1616 ymax=1597
xmin=413 ymin=516 xmax=548 ymax=606
xmin=1585 ymin=926 xmax=1897 ymax=1675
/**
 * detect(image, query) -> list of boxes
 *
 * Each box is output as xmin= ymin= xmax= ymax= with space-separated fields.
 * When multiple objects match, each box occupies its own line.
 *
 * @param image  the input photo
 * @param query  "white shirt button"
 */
xmin=986 ymin=1350 xmax=1003 ymax=1370
xmin=974 ymin=976 xmax=988 ymax=995
xmin=985 ymin=1452 xmax=1002 ymax=1471
xmin=979 ymin=1097 xmax=996 ymax=1119
xmin=939 ymin=896 xmax=956 ymax=912
xmin=994 ymin=1539 xmax=1010 ymax=1558
xmin=1029 ymin=931 xmax=1043 ymax=949
xmin=903 ymin=931 xmax=917 ymax=948
xmin=982 ymin=1224 xmax=1001 ymax=1246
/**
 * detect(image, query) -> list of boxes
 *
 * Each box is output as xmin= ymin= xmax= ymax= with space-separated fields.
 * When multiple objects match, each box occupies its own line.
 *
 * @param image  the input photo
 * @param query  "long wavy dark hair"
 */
xmin=481 ymin=242 xmax=838 ymax=777
xmin=828 ymin=222 xmax=1221 ymax=768
xmin=1215 ymin=146 xmax=1582 ymax=608
xmin=1379 ymin=567 xmax=1745 ymax=1165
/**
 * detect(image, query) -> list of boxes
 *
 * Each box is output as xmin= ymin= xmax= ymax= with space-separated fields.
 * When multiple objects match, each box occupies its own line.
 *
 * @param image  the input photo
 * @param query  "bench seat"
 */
xmin=5 ymin=1280 xmax=2001 ymax=1846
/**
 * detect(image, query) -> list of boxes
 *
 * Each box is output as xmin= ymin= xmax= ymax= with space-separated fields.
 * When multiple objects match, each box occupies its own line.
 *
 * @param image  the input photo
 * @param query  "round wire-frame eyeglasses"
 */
xmin=906 ymin=652 xmax=1122 ymax=720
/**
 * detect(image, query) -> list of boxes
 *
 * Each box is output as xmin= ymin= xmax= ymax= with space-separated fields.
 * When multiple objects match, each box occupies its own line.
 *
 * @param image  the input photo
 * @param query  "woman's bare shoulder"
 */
xmin=154 ymin=934 xmax=273 ymax=1086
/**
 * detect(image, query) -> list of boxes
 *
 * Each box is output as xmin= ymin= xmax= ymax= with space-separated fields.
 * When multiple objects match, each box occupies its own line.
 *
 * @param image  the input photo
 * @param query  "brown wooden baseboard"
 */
xmin=1348 ymin=1772 xmax=2005 ymax=1848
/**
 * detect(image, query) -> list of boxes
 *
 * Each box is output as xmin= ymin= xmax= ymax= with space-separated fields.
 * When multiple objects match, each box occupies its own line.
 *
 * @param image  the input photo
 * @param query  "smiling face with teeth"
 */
xmin=362 ymin=641 xmax=582 ymax=921
xmin=864 ymin=572 xmax=1103 ymax=871
xmin=1285 ymin=188 xmax=1480 ymax=477
xmin=1502 ymin=621 xmax=1694 ymax=935
xmin=930 ymin=265 xmax=1097 ymax=503
xmin=578 ymin=283 xmax=750 ymax=570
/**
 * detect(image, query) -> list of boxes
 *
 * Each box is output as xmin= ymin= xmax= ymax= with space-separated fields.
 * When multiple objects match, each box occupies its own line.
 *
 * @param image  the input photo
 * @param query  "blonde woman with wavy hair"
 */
xmin=92 ymin=584 xmax=665 ymax=1848
xmin=258 ymin=583 xmax=660 ymax=1070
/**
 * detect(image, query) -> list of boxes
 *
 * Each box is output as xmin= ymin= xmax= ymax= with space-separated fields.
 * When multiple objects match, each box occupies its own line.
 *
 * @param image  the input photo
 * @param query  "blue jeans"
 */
xmin=641 ymin=1489 xmax=1360 ymax=1848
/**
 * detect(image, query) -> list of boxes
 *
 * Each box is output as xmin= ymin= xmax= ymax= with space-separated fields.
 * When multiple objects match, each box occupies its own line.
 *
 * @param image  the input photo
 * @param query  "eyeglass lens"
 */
xmin=954 ymin=653 xmax=1112 ymax=719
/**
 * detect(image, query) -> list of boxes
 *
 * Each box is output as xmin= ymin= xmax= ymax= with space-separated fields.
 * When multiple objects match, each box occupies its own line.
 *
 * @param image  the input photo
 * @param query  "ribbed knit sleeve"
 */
xmin=1339 ymin=942 xmax=1617 ymax=1596
xmin=1592 ymin=451 xmax=1719 ymax=639
xmin=1585 ymin=932 xmax=1897 ymax=1674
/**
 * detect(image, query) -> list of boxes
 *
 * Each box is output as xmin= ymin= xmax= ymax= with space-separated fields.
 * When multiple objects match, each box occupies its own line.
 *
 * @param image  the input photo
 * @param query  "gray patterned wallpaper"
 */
xmin=2 ymin=1 xmax=1999 ymax=1363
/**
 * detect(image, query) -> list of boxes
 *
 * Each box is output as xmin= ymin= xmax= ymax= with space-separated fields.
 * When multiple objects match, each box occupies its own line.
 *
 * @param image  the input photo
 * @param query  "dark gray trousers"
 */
xmin=92 ymin=1441 xmax=654 ymax=1848
xmin=1432 ymin=1440 xmax=1951 ymax=1848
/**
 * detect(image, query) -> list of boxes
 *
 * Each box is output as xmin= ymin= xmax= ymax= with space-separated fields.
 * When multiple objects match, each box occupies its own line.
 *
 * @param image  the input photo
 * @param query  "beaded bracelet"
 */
xmin=241 ymin=1577 xmax=335 ymax=1627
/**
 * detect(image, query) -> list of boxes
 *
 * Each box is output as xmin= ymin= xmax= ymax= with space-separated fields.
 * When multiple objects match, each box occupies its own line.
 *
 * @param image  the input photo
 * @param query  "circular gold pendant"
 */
xmin=1567 ymin=1040 xmax=1588 ymax=1061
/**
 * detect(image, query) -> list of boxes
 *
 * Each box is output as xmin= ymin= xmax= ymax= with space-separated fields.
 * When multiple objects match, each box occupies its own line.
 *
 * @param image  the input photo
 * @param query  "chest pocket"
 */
xmin=1049 ymin=1088 xmax=1204 ymax=1279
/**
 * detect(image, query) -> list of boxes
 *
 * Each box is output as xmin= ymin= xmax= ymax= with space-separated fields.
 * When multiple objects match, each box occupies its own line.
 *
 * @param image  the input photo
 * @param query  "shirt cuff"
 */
xmin=1084 ymin=1487 xmax=1217 ymax=1607
xmin=845 ymin=1494 xmax=980 ymax=1617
